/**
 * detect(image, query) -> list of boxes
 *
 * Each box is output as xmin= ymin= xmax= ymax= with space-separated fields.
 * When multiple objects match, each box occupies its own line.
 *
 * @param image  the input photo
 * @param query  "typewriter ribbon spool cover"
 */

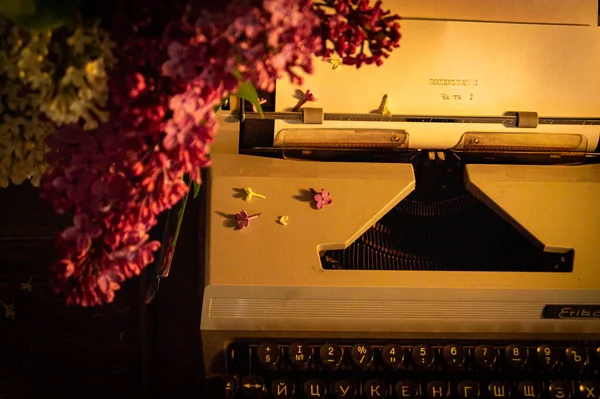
xmin=201 ymin=6 xmax=600 ymax=378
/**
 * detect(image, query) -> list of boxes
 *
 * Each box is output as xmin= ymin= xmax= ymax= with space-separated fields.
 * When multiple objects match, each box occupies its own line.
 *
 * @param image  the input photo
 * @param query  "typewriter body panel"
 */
xmin=201 ymin=3 xmax=600 ymax=397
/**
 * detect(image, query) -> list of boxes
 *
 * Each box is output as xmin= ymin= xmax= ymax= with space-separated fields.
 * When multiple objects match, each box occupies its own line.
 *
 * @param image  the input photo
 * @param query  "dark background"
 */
xmin=2 ymin=4 xmax=600 ymax=398
xmin=0 ymin=182 xmax=206 ymax=398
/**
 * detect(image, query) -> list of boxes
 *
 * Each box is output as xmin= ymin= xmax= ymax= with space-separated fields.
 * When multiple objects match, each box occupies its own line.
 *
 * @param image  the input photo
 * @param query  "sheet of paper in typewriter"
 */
xmin=274 ymin=20 xmax=600 ymax=151
xmin=396 ymin=0 xmax=598 ymax=26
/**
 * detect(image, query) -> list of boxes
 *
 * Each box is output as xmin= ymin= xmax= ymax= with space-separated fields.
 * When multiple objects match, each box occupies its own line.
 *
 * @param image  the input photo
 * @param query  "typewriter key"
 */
xmin=288 ymin=342 xmax=311 ymax=369
xmin=351 ymin=344 xmax=374 ymax=370
xmin=443 ymin=344 xmax=466 ymax=368
xmin=537 ymin=345 xmax=559 ymax=370
xmin=579 ymin=381 xmax=600 ymax=399
xmin=412 ymin=344 xmax=434 ymax=369
xmin=241 ymin=375 xmax=266 ymax=399
xmin=426 ymin=381 xmax=450 ymax=399
xmin=334 ymin=380 xmax=356 ymax=399
xmin=256 ymin=342 xmax=279 ymax=369
xmin=505 ymin=344 xmax=528 ymax=369
xmin=475 ymin=344 xmax=497 ymax=370
xmin=396 ymin=380 xmax=419 ymax=399
xmin=223 ymin=376 xmax=237 ymax=399
xmin=565 ymin=346 xmax=588 ymax=371
xmin=365 ymin=379 xmax=388 ymax=399
xmin=320 ymin=343 xmax=344 ymax=370
xmin=304 ymin=379 xmax=327 ymax=399
xmin=382 ymin=344 xmax=404 ymax=369
xmin=518 ymin=381 xmax=541 ymax=399
xmin=457 ymin=381 xmax=480 ymax=399
xmin=271 ymin=378 xmax=295 ymax=399
xmin=488 ymin=381 xmax=512 ymax=399
xmin=549 ymin=381 xmax=571 ymax=399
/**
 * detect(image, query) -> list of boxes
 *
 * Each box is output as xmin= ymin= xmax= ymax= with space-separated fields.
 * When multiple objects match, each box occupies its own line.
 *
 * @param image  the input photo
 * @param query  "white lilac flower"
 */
xmin=0 ymin=112 xmax=54 ymax=188
xmin=2 ymin=16 xmax=115 ymax=131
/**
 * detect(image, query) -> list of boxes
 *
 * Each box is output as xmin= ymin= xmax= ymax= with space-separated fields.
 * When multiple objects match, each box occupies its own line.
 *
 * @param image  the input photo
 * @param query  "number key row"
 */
xmin=248 ymin=343 xmax=597 ymax=371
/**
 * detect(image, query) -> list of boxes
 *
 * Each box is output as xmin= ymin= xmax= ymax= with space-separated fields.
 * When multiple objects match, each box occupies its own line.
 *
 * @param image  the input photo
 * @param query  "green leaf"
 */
xmin=0 ymin=0 xmax=78 ymax=30
xmin=192 ymin=181 xmax=201 ymax=199
xmin=236 ymin=81 xmax=264 ymax=117
xmin=154 ymin=177 xmax=192 ymax=279
xmin=171 ymin=188 xmax=189 ymax=251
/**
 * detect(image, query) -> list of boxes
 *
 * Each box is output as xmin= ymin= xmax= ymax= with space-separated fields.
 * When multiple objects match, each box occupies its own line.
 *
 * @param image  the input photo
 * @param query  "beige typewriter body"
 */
xmin=201 ymin=1 xmax=600 ymax=377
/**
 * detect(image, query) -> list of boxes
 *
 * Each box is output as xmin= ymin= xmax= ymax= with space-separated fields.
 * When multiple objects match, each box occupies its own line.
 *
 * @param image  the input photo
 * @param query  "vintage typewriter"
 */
xmin=200 ymin=2 xmax=600 ymax=398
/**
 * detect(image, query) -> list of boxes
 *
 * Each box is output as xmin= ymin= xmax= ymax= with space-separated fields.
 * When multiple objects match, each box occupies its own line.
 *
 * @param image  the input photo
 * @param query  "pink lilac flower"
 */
xmin=235 ymin=210 xmax=259 ymax=230
xmin=41 ymin=0 xmax=188 ymax=307
xmin=42 ymin=123 xmax=168 ymax=306
xmin=292 ymin=89 xmax=317 ymax=111
xmin=314 ymin=189 xmax=333 ymax=210
xmin=158 ymin=0 xmax=323 ymax=191
xmin=161 ymin=42 xmax=197 ymax=80
xmin=158 ymin=0 xmax=318 ymax=173
xmin=40 ymin=0 xmax=401 ymax=306
xmin=162 ymin=0 xmax=321 ymax=93
xmin=60 ymin=214 xmax=103 ymax=254
xmin=313 ymin=0 xmax=402 ymax=67
xmin=159 ymin=0 xmax=400 ymax=193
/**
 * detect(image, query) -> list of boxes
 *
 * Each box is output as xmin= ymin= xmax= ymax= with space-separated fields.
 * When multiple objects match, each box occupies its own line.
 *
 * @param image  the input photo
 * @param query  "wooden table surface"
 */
xmin=0 ymin=182 xmax=207 ymax=398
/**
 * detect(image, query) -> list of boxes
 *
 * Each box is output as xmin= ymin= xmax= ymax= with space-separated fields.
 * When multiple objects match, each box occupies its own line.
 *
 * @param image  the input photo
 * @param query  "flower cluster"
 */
xmin=0 ymin=14 xmax=115 ymax=188
xmin=40 ymin=0 xmax=189 ymax=306
xmin=313 ymin=0 xmax=401 ymax=67
xmin=40 ymin=26 xmax=115 ymax=130
xmin=41 ymin=124 xmax=169 ymax=306
xmin=0 ymin=19 xmax=53 ymax=187
xmin=3 ymin=21 xmax=115 ymax=130
xmin=0 ymin=109 xmax=54 ymax=187
xmin=160 ymin=0 xmax=321 ymax=178
xmin=30 ymin=0 xmax=401 ymax=306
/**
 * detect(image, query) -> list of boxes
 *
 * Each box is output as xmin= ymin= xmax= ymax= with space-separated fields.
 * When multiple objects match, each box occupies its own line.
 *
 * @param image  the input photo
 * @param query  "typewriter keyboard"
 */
xmin=222 ymin=340 xmax=600 ymax=399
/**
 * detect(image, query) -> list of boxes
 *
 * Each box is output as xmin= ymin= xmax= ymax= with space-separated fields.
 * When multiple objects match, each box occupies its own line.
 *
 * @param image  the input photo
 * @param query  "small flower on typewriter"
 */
xmin=313 ymin=189 xmax=332 ymax=210
xmin=381 ymin=94 xmax=392 ymax=117
xmin=292 ymin=89 xmax=317 ymax=111
xmin=327 ymin=58 xmax=343 ymax=70
xmin=251 ymin=98 xmax=267 ymax=113
xmin=235 ymin=210 xmax=260 ymax=230
xmin=244 ymin=187 xmax=266 ymax=200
